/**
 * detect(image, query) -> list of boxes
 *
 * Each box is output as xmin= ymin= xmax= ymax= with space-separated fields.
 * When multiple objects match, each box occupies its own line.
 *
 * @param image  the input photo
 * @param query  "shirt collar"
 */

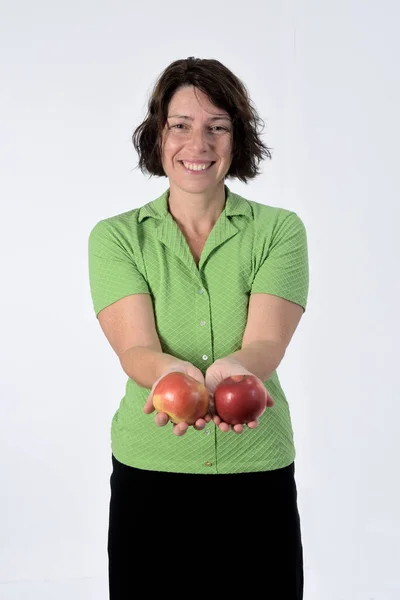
xmin=137 ymin=185 xmax=253 ymax=223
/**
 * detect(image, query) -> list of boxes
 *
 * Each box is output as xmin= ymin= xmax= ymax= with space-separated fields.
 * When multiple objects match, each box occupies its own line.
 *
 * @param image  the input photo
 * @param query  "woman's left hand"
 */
xmin=205 ymin=357 xmax=274 ymax=434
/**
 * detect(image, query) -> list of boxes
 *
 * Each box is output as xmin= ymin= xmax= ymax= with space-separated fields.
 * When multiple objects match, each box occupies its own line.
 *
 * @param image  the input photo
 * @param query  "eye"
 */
xmin=168 ymin=123 xmax=230 ymax=133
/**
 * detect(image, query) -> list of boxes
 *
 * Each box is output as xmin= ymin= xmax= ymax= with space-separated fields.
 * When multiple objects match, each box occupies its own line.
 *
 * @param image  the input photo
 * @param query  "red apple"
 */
xmin=214 ymin=374 xmax=267 ymax=425
xmin=152 ymin=372 xmax=209 ymax=425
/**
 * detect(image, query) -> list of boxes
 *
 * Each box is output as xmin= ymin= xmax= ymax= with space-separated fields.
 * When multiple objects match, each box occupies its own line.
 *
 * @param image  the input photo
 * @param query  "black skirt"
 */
xmin=108 ymin=454 xmax=304 ymax=599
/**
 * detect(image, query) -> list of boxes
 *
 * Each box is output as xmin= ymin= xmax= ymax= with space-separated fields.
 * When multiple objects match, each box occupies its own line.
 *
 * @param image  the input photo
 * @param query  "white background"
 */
xmin=1 ymin=0 xmax=399 ymax=598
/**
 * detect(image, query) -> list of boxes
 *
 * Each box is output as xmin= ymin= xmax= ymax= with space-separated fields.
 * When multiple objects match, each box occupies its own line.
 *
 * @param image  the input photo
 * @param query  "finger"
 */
xmin=247 ymin=419 xmax=259 ymax=429
xmin=204 ymin=414 xmax=212 ymax=423
xmin=143 ymin=397 xmax=155 ymax=414
xmin=173 ymin=422 xmax=189 ymax=436
xmin=266 ymin=393 xmax=274 ymax=407
xmin=155 ymin=412 xmax=169 ymax=427
xmin=193 ymin=418 xmax=206 ymax=431
xmin=218 ymin=422 xmax=230 ymax=433
xmin=232 ymin=424 xmax=245 ymax=434
xmin=213 ymin=415 xmax=222 ymax=426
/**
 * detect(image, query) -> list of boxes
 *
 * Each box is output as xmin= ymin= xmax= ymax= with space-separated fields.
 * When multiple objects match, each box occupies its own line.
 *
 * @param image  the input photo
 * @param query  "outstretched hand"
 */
xmin=143 ymin=361 xmax=212 ymax=436
xmin=205 ymin=357 xmax=274 ymax=434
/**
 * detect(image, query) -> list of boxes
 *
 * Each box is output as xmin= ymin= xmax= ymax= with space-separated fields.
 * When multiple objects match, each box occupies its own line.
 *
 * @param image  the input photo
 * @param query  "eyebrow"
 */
xmin=167 ymin=114 xmax=232 ymax=122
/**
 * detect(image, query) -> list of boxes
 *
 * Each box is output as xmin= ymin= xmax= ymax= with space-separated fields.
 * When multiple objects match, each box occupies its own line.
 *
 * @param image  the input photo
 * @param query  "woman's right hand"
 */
xmin=143 ymin=361 xmax=212 ymax=436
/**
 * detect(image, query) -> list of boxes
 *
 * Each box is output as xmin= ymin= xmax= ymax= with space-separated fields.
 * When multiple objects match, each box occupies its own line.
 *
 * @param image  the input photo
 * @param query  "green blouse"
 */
xmin=88 ymin=186 xmax=309 ymax=474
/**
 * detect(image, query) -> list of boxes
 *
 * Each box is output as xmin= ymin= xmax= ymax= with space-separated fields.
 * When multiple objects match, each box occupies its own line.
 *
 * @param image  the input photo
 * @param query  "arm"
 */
xmin=97 ymin=293 xmax=209 ymax=435
xmin=225 ymin=293 xmax=304 ymax=381
xmin=213 ymin=211 xmax=308 ymax=385
xmin=98 ymin=294 xmax=180 ymax=389
xmin=205 ymin=293 xmax=304 ymax=433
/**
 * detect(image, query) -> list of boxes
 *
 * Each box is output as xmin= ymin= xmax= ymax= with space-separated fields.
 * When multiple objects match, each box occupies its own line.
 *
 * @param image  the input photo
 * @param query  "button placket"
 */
xmin=195 ymin=283 xmax=212 ymax=366
xmin=194 ymin=282 xmax=215 ymax=469
xmin=202 ymin=424 xmax=215 ymax=470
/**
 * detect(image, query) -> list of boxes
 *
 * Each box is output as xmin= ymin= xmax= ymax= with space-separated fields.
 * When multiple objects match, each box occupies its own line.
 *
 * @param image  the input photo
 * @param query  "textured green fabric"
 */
xmin=88 ymin=185 xmax=309 ymax=474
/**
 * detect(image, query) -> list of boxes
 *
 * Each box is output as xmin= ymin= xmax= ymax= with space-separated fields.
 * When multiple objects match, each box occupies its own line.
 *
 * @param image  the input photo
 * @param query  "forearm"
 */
xmin=226 ymin=340 xmax=285 ymax=383
xmin=119 ymin=345 xmax=185 ymax=389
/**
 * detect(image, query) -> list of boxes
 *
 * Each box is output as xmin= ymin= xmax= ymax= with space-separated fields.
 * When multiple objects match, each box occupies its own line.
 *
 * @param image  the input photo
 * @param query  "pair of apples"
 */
xmin=152 ymin=371 xmax=267 ymax=426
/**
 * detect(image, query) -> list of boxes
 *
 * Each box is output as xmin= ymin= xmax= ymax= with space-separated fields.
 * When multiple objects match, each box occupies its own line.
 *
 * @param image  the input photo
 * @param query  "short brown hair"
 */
xmin=132 ymin=57 xmax=272 ymax=183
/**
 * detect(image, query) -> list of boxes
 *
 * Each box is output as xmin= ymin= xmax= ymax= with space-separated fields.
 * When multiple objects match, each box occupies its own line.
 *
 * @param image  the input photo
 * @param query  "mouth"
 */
xmin=179 ymin=160 xmax=216 ymax=173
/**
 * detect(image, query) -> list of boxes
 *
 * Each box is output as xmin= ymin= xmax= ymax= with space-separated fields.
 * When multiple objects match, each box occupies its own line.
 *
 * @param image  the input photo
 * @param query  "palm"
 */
xmin=143 ymin=362 xmax=212 ymax=436
xmin=205 ymin=361 xmax=253 ymax=397
xmin=205 ymin=359 xmax=274 ymax=434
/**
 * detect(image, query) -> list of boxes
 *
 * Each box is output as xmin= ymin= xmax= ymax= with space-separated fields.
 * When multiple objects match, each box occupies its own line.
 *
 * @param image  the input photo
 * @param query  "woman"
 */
xmin=88 ymin=57 xmax=309 ymax=599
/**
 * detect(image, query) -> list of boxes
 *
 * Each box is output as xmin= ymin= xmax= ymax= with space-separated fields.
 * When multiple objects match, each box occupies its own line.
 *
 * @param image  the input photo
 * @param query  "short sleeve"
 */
xmin=88 ymin=220 xmax=150 ymax=317
xmin=251 ymin=212 xmax=309 ymax=311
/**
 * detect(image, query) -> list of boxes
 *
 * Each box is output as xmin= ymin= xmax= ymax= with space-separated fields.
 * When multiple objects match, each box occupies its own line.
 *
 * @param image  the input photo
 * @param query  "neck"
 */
xmin=167 ymin=182 xmax=226 ymax=236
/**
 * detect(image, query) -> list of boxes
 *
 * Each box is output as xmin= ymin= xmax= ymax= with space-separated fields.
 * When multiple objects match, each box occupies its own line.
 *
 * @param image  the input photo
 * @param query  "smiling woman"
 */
xmin=132 ymin=56 xmax=271 ymax=185
xmin=88 ymin=56 xmax=309 ymax=599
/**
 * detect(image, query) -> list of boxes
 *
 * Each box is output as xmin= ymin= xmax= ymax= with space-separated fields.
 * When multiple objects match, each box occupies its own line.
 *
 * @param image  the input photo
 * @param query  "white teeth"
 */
xmin=182 ymin=161 xmax=212 ymax=171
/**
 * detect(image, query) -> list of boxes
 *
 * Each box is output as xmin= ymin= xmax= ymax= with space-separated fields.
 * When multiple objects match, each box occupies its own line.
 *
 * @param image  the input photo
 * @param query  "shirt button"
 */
xmin=205 ymin=461 xmax=212 ymax=467
xmin=204 ymin=429 xmax=210 ymax=435
xmin=200 ymin=320 xmax=206 ymax=326
xmin=198 ymin=288 xmax=205 ymax=294
xmin=202 ymin=355 xmax=208 ymax=361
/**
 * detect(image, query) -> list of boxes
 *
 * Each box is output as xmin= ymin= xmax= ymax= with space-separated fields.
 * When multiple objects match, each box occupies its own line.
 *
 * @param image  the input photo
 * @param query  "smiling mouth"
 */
xmin=179 ymin=160 xmax=216 ymax=172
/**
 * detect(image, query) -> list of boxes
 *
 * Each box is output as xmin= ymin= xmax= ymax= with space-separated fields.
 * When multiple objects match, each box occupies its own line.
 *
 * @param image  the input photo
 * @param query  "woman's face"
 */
xmin=161 ymin=85 xmax=233 ymax=196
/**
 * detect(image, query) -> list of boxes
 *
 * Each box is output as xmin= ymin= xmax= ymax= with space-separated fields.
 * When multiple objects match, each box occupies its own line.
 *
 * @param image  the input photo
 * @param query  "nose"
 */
xmin=187 ymin=127 xmax=209 ymax=153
